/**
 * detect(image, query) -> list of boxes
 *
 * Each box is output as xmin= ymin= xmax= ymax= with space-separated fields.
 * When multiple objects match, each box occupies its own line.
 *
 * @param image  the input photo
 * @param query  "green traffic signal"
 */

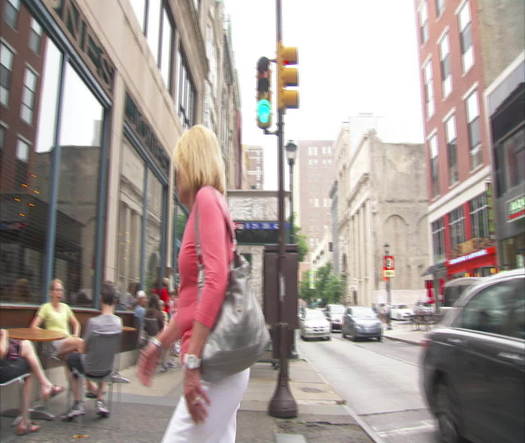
xmin=257 ymin=99 xmax=271 ymax=125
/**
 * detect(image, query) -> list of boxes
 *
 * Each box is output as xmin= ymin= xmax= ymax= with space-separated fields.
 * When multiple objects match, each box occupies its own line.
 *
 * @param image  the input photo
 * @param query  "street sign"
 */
xmin=383 ymin=269 xmax=395 ymax=278
xmin=383 ymin=255 xmax=395 ymax=278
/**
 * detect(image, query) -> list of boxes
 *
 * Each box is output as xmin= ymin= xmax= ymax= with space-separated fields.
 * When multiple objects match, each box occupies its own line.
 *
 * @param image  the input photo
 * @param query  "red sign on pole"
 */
xmin=383 ymin=255 xmax=395 ymax=278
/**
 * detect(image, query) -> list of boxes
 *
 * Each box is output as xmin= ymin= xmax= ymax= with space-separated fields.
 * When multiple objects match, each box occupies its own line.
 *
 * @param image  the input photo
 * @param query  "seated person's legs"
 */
xmin=64 ymin=352 xmax=86 ymax=420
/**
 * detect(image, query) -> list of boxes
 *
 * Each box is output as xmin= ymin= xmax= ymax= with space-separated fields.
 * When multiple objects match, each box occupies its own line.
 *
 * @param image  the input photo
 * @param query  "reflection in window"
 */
xmin=146 ymin=0 xmax=161 ymax=64
xmin=448 ymin=207 xmax=465 ymax=253
xmin=431 ymin=218 xmax=445 ymax=263
xmin=29 ymin=18 xmax=43 ymax=54
xmin=3 ymin=0 xmax=20 ymax=29
xmin=504 ymin=128 xmax=525 ymax=190
xmin=21 ymin=68 xmax=38 ymax=124
xmin=470 ymin=192 xmax=489 ymax=239
xmin=177 ymin=50 xmax=196 ymax=129
xmin=458 ymin=1 xmax=474 ymax=72
xmin=145 ymin=171 xmax=164 ymax=292
xmin=445 ymin=115 xmax=458 ymax=185
xmin=466 ymin=91 xmax=482 ymax=169
xmin=423 ymin=59 xmax=434 ymax=118
xmin=160 ymin=8 xmax=174 ymax=90
xmin=429 ymin=134 xmax=439 ymax=197
xmin=0 ymin=43 xmax=14 ymax=106
xmin=53 ymin=62 xmax=103 ymax=305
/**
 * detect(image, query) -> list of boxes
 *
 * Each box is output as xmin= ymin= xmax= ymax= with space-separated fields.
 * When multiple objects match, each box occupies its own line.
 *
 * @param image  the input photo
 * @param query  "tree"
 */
xmin=289 ymin=219 xmax=308 ymax=262
xmin=300 ymin=264 xmax=344 ymax=307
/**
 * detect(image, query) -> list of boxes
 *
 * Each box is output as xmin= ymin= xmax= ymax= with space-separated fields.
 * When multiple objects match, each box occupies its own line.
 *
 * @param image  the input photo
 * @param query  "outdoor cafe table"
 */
xmin=3 ymin=328 xmax=66 ymax=421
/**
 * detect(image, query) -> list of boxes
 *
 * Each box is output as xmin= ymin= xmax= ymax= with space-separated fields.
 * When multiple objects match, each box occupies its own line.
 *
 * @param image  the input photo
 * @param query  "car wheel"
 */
xmin=377 ymin=336 xmax=382 ymax=342
xmin=435 ymin=381 xmax=462 ymax=443
xmin=325 ymin=336 xmax=331 ymax=341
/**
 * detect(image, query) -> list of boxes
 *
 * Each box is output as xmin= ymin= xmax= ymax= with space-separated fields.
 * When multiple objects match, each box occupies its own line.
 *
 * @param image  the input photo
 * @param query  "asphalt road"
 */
xmin=296 ymin=333 xmax=439 ymax=443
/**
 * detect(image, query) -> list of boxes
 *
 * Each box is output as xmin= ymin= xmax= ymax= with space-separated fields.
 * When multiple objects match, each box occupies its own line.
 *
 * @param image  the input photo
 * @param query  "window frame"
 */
xmin=465 ymin=90 xmax=482 ymax=169
xmin=429 ymin=134 xmax=439 ymax=197
xmin=448 ymin=206 xmax=465 ymax=253
xmin=0 ymin=42 xmax=15 ymax=107
xmin=438 ymin=32 xmax=452 ymax=98
xmin=445 ymin=114 xmax=458 ymax=185
xmin=3 ymin=0 xmax=20 ymax=29
xmin=423 ymin=59 xmax=435 ymax=118
xmin=20 ymin=66 xmax=38 ymax=125
xmin=458 ymin=1 xmax=474 ymax=72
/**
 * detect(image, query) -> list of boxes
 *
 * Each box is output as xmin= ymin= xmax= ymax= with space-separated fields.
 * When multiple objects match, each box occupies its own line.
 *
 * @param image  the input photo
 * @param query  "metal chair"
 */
xmin=67 ymin=330 xmax=122 ymax=423
xmin=0 ymin=372 xmax=31 ymax=425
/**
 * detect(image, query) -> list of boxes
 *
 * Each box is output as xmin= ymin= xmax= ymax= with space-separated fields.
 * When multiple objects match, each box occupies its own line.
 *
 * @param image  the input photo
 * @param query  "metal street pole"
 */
xmin=384 ymin=243 xmax=392 ymax=330
xmin=288 ymin=159 xmax=294 ymax=243
xmin=268 ymin=0 xmax=298 ymax=419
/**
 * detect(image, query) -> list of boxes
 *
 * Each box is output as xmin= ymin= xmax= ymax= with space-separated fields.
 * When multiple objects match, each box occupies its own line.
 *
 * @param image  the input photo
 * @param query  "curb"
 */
xmin=383 ymin=335 xmax=423 ymax=346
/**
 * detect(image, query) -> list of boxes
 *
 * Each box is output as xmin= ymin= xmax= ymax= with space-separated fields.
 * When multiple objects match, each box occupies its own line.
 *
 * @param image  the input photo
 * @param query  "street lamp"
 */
xmin=285 ymin=140 xmax=297 ymax=243
xmin=384 ymin=243 xmax=392 ymax=330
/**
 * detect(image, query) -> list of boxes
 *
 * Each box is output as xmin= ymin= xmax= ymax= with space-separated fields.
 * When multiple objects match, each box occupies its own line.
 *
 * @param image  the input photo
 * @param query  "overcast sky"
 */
xmin=223 ymin=0 xmax=424 ymax=189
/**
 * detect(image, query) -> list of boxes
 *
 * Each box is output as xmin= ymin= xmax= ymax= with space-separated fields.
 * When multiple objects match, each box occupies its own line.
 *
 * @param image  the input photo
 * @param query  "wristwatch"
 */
xmin=183 ymin=354 xmax=201 ymax=370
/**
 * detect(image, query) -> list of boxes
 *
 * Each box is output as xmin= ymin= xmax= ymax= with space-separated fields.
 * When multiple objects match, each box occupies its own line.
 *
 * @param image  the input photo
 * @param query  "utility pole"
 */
xmin=268 ymin=0 xmax=298 ymax=419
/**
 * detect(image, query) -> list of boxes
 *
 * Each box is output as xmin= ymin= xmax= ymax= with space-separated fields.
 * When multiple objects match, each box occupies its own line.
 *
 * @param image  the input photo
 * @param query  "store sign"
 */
xmin=124 ymin=93 xmax=170 ymax=176
xmin=44 ymin=0 xmax=115 ymax=94
xmin=448 ymin=248 xmax=489 ymax=266
xmin=235 ymin=222 xmax=281 ymax=230
xmin=506 ymin=194 xmax=525 ymax=222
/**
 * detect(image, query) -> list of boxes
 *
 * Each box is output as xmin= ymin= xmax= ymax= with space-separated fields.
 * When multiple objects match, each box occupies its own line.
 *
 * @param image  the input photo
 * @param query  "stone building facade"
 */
xmin=337 ymin=131 xmax=429 ymax=307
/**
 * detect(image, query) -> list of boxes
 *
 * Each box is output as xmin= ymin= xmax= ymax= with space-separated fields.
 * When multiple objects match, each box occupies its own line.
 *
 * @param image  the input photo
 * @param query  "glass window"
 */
xmin=445 ymin=115 xmax=458 ymax=184
xmin=456 ymin=280 xmax=519 ymax=336
xmin=146 ymin=0 xmax=161 ymax=64
xmin=429 ymin=134 xmax=439 ymax=197
xmin=54 ymin=62 xmax=104 ymax=306
xmin=177 ymin=50 xmax=196 ymax=129
xmin=508 ymin=282 xmax=525 ymax=339
xmin=130 ymin=0 xmax=146 ymax=31
xmin=160 ymin=8 xmax=174 ymax=91
xmin=432 ymin=218 xmax=445 ymax=262
xmin=419 ymin=1 xmax=429 ymax=44
xmin=29 ymin=18 xmax=43 ymax=54
xmin=439 ymin=33 xmax=452 ymax=97
xmin=465 ymin=91 xmax=482 ymax=169
xmin=145 ymin=171 xmax=164 ymax=292
xmin=458 ymin=2 xmax=474 ymax=72
xmin=435 ymin=0 xmax=444 ymax=17
xmin=3 ymin=0 xmax=20 ymax=29
xmin=448 ymin=207 xmax=465 ymax=253
xmin=20 ymin=68 xmax=38 ymax=124
xmin=504 ymin=128 xmax=525 ymax=190
xmin=0 ymin=43 xmax=14 ymax=106
xmin=470 ymin=192 xmax=489 ymax=239
xmin=423 ymin=59 xmax=434 ymax=118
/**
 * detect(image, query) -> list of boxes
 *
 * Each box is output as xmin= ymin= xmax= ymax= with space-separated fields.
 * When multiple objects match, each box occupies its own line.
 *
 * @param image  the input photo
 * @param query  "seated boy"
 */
xmin=63 ymin=282 xmax=122 ymax=420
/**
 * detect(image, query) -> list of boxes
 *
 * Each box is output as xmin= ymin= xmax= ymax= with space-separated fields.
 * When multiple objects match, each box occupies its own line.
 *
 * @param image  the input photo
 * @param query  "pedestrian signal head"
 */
xmin=256 ymin=57 xmax=272 ymax=129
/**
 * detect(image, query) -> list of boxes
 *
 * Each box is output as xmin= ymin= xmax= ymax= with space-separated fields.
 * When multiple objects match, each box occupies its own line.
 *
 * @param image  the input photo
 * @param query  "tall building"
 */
xmin=336 ymin=130 xmax=428 ymax=307
xmin=244 ymin=144 xmax=264 ymax=190
xmin=0 ymin=0 xmax=242 ymax=306
xmin=415 ymin=0 xmax=496 ymax=282
xmin=296 ymin=140 xmax=335 ymax=261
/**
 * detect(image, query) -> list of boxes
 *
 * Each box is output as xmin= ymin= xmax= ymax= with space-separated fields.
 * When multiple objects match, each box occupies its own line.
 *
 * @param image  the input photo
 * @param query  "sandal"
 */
xmin=43 ymin=385 xmax=65 ymax=400
xmin=16 ymin=422 xmax=40 ymax=436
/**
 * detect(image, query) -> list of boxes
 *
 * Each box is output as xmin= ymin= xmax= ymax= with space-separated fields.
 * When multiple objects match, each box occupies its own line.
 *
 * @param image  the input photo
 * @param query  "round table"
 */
xmin=122 ymin=326 xmax=136 ymax=332
xmin=7 ymin=328 xmax=66 ymax=342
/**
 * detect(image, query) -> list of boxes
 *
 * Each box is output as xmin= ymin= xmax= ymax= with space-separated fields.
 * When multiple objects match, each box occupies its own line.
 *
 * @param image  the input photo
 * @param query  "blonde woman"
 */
xmin=138 ymin=125 xmax=249 ymax=443
xmin=30 ymin=279 xmax=83 ymax=357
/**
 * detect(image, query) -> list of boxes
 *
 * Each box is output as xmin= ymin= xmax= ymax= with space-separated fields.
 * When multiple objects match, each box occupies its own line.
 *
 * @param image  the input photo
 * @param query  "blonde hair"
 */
xmin=49 ymin=278 xmax=64 ymax=291
xmin=174 ymin=125 xmax=226 ymax=196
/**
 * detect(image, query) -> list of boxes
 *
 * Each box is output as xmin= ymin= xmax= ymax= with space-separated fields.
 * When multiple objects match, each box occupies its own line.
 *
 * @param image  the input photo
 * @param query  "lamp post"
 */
xmin=384 ymin=243 xmax=392 ymax=330
xmin=285 ymin=140 xmax=297 ymax=243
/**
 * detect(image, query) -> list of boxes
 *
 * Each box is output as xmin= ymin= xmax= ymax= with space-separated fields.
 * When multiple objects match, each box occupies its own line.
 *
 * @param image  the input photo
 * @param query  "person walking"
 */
xmin=138 ymin=125 xmax=249 ymax=443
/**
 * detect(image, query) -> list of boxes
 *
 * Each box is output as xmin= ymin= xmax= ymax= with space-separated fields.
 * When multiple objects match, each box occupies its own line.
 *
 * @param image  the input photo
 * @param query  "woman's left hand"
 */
xmin=184 ymin=368 xmax=210 ymax=424
xmin=137 ymin=343 xmax=161 ymax=386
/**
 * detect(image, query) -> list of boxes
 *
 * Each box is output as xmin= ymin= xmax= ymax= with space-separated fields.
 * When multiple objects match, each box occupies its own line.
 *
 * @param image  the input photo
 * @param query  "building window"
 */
xmin=429 ymin=134 xmax=439 ymax=197
xmin=130 ymin=0 xmax=146 ymax=31
xmin=435 ymin=0 xmax=445 ymax=17
xmin=439 ymin=33 xmax=452 ymax=97
xmin=423 ymin=59 xmax=434 ymax=118
xmin=308 ymin=146 xmax=318 ymax=155
xmin=505 ymin=127 xmax=525 ymax=190
xmin=177 ymin=51 xmax=196 ymax=129
xmin=159 ymin=7 xmax=174 ymax=91
xmin=445 ymin=114 xmax=458 ymax=185
xmin=3 ymin=0 xmax=20 ymax=29
xmin=449 ymin=207 xmax=465 ymax=253
xmin=146 ymin=0 xmax=161 ymax=64
xmin=470 ymin=192 xmax=489 ymax=239
xmin=465 ymin=90 xmax=482 ymax=169
xmin=431 ymin=218 xmax=445 ymax=263
xmin=458 ymin=1 xmax=474 ymax=73
xmin=28 ymin=18 xmax=43 ymax=54
xmin=20 ymin=68 xmax=38 ymax=124
xmin=15 ymin=138 xmax=29 ymax=185
xmin=0 ymin=43 xmax=15 ymax=106
xmin=418 ymin=1 xmax=429 ymax=44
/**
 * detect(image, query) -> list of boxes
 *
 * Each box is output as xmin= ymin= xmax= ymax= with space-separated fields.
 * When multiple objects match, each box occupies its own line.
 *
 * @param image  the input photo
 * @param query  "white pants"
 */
xmin=161 ymin=368 xmax=250 ymax=443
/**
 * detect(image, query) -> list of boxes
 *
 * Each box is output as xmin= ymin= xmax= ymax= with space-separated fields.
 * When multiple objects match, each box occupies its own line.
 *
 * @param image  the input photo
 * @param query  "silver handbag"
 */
xmin=194 ymin=200 xmax=270 ymax=383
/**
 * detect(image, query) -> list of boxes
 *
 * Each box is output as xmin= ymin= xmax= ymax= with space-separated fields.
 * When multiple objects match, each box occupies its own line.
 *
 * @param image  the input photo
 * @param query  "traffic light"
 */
xmin=277 ymin=44 xmax=299 ymax=110
xmin=256 ymin=56 xmax=272 ymax=129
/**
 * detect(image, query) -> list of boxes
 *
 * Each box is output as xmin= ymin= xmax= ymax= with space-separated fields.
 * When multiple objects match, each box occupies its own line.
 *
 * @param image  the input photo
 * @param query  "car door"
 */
xmin=452 ymin=276 xmax=525 ymax=443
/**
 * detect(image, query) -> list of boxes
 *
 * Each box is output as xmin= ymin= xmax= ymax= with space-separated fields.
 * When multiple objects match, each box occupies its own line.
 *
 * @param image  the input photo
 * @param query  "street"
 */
xmin=297 ymin=332 xmax=439 ymax=443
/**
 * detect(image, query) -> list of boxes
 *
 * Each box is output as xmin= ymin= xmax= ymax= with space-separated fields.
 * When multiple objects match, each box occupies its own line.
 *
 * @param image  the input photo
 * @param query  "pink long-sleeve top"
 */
xmin=174 ymin=186 xmax=234 ymax=357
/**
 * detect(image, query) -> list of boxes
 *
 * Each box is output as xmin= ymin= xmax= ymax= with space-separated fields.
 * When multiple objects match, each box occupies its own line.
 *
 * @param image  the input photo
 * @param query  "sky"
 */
xmin=223 ymin=0 xmax=425 ymax=189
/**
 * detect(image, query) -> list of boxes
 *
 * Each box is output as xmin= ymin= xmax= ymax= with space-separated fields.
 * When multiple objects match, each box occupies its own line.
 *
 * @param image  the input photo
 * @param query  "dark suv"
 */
xmin=421 ymin=268 xmax=524 ymax=443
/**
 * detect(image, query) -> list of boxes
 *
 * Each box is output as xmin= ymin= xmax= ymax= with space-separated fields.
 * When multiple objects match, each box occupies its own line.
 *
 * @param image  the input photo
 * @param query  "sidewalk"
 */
xmin=383 ymin=320 xmax=433 ymax=345
xmin=0 ymin=358 xmax=374 ymax=443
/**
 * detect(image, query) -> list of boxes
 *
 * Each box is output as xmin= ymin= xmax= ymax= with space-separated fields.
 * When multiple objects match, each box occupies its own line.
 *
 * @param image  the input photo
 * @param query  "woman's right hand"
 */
xmin=137 ymin=343 xmax=161 ymax=386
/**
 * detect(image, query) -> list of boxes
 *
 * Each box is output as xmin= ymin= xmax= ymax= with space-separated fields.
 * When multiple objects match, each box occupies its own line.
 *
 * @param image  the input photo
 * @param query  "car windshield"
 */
xmin=329 ymin=305 xmax=345 ymax=314
xmin=352 ymin=308 xmax=376 ymax=319
xmin=305 ymin=310 xmax=325 ymax=320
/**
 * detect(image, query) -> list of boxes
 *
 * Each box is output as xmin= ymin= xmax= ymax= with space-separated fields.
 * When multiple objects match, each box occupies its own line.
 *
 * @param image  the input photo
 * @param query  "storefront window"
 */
xmin=470 ymin=192 xmax=489 ymax=239
xmin=448 ymin=207 xmax=465 ymax=254
xmin=145 ymin=171 xmax=164 ymax=292
xmin=432 ymin=218 xmax=445 ymax=263
xmin=502 ymin=234 xmax=525 ymax=270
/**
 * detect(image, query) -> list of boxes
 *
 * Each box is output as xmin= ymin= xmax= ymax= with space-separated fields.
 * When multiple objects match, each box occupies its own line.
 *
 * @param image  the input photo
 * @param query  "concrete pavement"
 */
xmin=0 ymin=358 xmax=374 ymax=442
xmin=383 ymin=320 xmax=433 ymax=345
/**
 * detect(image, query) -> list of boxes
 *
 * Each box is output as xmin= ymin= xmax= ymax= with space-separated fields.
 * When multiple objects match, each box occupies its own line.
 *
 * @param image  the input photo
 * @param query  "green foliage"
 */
xmin=299 ymin=264 xmax=344 ymax=307
xmin=290 ymin=220 xmax=308 ymax=262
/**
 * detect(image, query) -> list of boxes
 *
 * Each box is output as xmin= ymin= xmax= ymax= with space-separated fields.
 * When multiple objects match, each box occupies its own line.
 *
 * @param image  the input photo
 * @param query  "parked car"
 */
xmin=421 ymin=268 xmax=525 ymax=443
xmin=390 ymin=304 xmax=413 ymax=320
xmin=342 ymin=306 xmax=382 ymax=341
xmin=324 ymin=304 xmax=345 ymax=331
xmin=414 ymin=301 xmax=433 ymax=315
xmin=300 ymin=309 xmax=331 ymax=341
